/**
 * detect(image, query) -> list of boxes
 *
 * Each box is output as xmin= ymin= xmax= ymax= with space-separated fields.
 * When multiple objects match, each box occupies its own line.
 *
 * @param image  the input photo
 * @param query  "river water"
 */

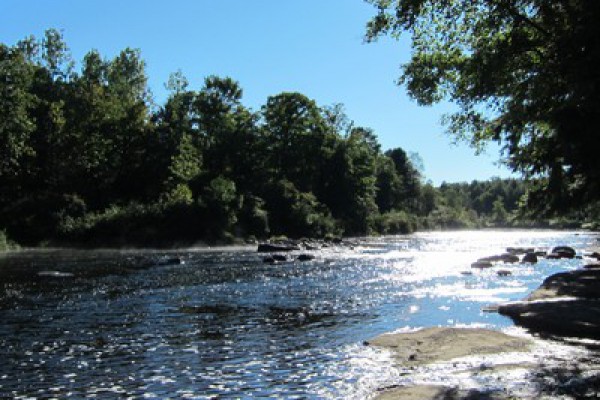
xmin=1 ymin=230 xmax=599 ymax=399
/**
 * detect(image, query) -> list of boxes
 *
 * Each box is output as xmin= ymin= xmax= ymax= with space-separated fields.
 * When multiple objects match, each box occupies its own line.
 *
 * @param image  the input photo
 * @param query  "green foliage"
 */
xmin=371 ymin=211 xmax=417 ymax=234
xmin=366 ymin=0 xmax=600 ymax=214
xmin=264 ymin=180 xmax=340 ymax=238
xmin=4 ymin=30 xmax=580 ymax=248
xmin=0 ymin=230 xmax=18 ymax=251
xmin=237 ymin=195 xmax=269 ymax=238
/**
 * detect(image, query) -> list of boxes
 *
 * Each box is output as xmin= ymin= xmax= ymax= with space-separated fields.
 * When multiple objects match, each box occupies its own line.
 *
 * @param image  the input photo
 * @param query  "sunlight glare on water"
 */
xmin=0 ymin=230 xmax=598 ymax=398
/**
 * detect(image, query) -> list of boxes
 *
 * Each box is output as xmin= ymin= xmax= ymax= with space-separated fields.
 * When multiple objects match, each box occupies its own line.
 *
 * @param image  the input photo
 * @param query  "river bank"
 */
xmin=367 ymin=239 xmax=600 ymax=399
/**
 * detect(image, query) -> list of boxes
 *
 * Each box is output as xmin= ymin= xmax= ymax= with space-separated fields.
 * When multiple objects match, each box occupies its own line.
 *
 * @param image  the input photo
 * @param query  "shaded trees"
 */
xmin=2 ymin=30 xmax=548 ymax=247
xmin=365 ymin=0 xmax=600 ymax=214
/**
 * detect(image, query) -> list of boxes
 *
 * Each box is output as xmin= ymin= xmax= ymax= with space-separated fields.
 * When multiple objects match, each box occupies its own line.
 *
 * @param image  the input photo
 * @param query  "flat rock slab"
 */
xmin=496 ymin=268 xmax=600 ymax=339
xmin=366 ymin=327 xmax=531 ymax=366
xmin=375 ymin=385 xmax=508 ymax=400
xmin=498 ymin=299 xmax=600 ymax=339
xmin=524 ymin=268 xmax=600 ymax=301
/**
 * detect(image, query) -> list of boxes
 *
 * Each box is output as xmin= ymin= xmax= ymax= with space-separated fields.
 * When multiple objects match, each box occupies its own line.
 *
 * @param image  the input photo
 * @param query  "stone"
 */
xmin=521 ymin=252 xmax=538 ymax=264
xmin=506 ymin=247 xmax=534 ymax=255
xmin=471 ymin=261 xmax=493 ymax=269
xmin=366 ymin=327 xmax=531 ymax=367
xmin=257 ymin=243 xmax=300 ymax=252
xmin=550 ymin=246 xmax=576 ymax=259
xmin=497 ymin=268 xmax=600 ymax=339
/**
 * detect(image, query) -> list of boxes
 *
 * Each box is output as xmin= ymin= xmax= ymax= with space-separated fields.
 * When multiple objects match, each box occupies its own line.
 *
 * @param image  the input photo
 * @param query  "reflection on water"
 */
xmin=0 ymin=231 xmax=598 ymax=398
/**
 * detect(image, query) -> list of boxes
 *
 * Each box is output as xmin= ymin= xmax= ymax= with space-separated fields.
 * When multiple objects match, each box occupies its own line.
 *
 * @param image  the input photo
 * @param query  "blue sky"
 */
xmin=1 ymin=0 xmax=515 ymax=185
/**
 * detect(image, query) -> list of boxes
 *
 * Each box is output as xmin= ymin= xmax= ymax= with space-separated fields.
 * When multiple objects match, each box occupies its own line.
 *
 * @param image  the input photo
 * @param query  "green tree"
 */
xmin=324 ymin=127 xmax=379 ymax=234
xmin=492 ymin=196 xmax=509 ymax=224
xmin=375 ymin=155 xmax=403 ymax=213
xmin=262 ymin=92 xmax=332 ymax=193
xmin=366 ymin=0 xmax=600 ymax=213
xmin=385 ymin=147 xmax=422 ymax=210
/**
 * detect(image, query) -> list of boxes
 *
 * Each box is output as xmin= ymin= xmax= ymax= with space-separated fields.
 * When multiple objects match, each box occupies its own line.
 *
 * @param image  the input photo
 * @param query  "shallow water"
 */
xmin=0 ymin=230 xmax=598 ymax=399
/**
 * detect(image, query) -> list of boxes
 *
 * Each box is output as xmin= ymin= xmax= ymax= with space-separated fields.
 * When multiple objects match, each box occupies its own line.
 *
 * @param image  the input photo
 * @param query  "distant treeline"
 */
xmin=0 ymin=30 xmax=585 ymax=248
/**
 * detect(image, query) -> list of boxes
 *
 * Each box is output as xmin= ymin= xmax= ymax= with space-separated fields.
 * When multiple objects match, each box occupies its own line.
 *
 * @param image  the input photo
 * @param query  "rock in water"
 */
xmin=549 ymin=246 xmax=576 ymax=259
xmin=157 ymin=257 xmax=184 ymax=266
xmin=471 ymin=261 xmax=493 ymax=269
xmin=365 ymin=327 xmax=531 ymax=366
xmin=522 ymin=252 xmax=538 ymax=264
xmin=497 ymin=268 xmax=600 ymax=339
xmin=375 ymin=385 xmax=507 ymax=400
xmin=506 ymin=247 xmax=535 ymax=255
xmin=257 ymin=243 xmax=300 ymax=252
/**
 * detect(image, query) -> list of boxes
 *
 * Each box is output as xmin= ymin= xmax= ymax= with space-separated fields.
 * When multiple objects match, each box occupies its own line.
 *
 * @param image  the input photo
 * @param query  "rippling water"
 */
xmin=1 ymin=230 xmax=598 ymax=399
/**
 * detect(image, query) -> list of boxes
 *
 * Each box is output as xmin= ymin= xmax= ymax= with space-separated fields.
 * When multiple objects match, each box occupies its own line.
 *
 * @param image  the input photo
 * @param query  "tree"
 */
xmin=385 ymin=147 xmax=421 ymax=210
xmin=261 ymin=92 xmax=331 ymax=193
xmin=375 ymin=155 xmax=403 ymax=213
xmin=366 ymin=0 xmax=600 ymax=213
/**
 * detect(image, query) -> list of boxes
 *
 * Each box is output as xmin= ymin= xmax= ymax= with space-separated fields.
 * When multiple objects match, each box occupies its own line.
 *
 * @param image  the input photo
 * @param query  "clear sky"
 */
xmin=1 ymin=0 xmax=515 ymax=185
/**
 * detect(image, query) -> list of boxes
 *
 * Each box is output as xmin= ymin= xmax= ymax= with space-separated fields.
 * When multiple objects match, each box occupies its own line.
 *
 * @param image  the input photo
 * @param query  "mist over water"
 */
xmin=1 ymin=231 xmax=598 ymax=398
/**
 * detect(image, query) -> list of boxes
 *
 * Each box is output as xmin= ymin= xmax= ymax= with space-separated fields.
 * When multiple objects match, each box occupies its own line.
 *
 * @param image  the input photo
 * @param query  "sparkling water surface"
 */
xmin=1 ymin=230 xmax=598 ymax=398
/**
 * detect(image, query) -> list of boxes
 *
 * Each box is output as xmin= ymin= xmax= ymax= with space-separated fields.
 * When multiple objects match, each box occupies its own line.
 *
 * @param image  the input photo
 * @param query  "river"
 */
xmin=1 ymin=230 xmax=598 ymax=399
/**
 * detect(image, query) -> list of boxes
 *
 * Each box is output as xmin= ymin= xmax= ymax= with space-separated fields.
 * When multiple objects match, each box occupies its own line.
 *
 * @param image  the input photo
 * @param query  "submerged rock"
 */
xmin=297 ymin=254 xmax=315 ymax=262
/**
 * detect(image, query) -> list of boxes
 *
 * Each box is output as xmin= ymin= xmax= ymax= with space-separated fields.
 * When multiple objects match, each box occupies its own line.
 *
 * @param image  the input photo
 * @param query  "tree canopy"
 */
xmin=365 ymin=0 xmax=600 ymax=214
xmin=1 ymin=29 xmax=589 ymax=247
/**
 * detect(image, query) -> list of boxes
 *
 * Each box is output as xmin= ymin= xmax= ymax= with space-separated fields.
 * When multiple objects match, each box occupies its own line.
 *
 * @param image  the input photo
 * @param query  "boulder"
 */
xmin=272 ymin=254 xmax=287 ymax=262
xmin=550 ymin=246 xmax=576 ymax=259
xmin=498 ymin=299 xmax=600 ymax=340
xmin=500 ymin=253 xmax=520 ymax=263
xmin=497 ymin=268 xmax=600 ymax=339
xmin=257 ymin=243 xmax=300 ymax=252
xmin=479 ymin=253 xmax=519 ymax=263
xmin=521 ymin=252 xmax=538 ymax=264
xmin=157 ymin=257 xmax=184 ymax=266
xmin=587 ymin=252 xmax=600 ymax=260
xmin=497 ymin=269 xmax=512 ymax=277
xmin=297 ymin=254 xmax=315 ymax=262
xmin=471 ymin=261 xmax=493 ymax=269
xmin=263 ymin=254 xmax=290 ymax=263
xmin=506 ymin=247 xmax=534 ymax=255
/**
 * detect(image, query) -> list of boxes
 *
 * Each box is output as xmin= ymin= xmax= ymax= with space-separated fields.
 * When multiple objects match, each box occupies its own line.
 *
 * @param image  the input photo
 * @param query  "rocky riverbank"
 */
xmin=367 ymin=241 xmax=600 ymax=399
xmin=366 ymin=327 xmax=534 ymax=399
xmin=496 ymin=262 xmax=600 ymax=340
